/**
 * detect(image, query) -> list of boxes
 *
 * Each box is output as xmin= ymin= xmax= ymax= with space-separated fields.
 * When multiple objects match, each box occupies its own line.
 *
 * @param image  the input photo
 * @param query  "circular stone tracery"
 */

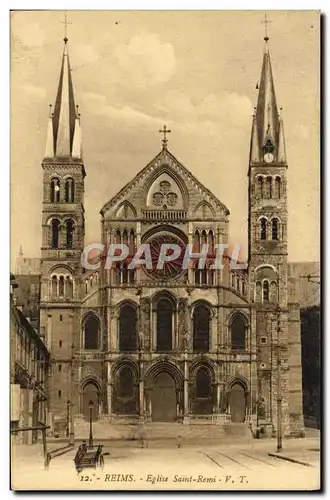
xmin=145 ymin=234 xmax=186 ymax=280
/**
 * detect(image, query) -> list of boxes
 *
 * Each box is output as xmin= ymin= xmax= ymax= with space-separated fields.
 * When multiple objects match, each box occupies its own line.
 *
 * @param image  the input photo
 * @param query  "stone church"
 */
xmin=39 ymin=32 xmax=304 ymax=437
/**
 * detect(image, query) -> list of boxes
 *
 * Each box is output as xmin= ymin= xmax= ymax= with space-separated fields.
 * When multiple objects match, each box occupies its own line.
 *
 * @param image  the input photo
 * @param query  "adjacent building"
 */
xmin=10 ymin=274 xmax=50 ymax=443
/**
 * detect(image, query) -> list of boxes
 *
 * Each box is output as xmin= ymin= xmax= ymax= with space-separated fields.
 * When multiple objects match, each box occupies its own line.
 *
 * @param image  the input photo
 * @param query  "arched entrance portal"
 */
xmin=229 ymin=383 xmax=246 ymax=423
xmin=151 ymin=372 xmax=176 ymax=422
xmin=82 ymin=382 xmax=99 ymax=421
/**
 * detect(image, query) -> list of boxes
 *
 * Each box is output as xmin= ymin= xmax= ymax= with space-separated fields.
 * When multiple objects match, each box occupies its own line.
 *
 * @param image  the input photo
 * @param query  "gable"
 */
xmin=100 ymin=148 xmax=230 ymax=219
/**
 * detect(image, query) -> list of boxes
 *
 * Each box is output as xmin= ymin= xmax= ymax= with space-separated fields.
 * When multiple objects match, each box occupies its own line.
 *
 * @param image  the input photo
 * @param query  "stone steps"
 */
xmin=73 ymin=421 xmax=253 ymax=443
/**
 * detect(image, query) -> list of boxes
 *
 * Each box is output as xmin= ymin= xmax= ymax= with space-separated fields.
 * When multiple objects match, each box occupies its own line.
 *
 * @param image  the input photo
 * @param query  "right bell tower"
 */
xmin=248 ymin=27 xmax=304 ymax=437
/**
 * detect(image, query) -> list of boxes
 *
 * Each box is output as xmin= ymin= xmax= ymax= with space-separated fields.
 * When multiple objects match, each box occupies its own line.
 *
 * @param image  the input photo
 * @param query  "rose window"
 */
xmin=144 ymin=234 xmax=185 ymax=280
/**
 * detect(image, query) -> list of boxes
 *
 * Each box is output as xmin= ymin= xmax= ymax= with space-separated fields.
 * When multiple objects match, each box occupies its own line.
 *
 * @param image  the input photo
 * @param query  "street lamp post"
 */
xmin=88 ymin=400 xmax=94 ymax=448
xmin=66 ymin=400 xmax=70 ymax=438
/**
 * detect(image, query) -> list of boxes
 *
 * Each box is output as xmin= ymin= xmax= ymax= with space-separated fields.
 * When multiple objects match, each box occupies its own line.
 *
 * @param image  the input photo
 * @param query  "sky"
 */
xmin=10 ymin=10 xmax=320 ymax=268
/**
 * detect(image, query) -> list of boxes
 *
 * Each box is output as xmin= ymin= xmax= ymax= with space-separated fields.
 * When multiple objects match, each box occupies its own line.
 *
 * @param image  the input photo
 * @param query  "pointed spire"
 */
xmin=277 ymin=109 xmax=287 ymax=164
xmin=249 ymin=109 xmax=260 ymax=163
xmin=50 ymin=39 xmax=77 ymax=158
xmin=45 ymin=105 xmax=54 ymax=158
xmin=255 ymin=45 xmax=279 ymax=152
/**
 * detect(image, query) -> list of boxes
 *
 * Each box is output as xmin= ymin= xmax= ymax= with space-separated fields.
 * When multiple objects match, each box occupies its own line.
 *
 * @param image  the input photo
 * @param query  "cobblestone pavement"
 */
xmin=11 ymin=436 xmax=320 ymax=491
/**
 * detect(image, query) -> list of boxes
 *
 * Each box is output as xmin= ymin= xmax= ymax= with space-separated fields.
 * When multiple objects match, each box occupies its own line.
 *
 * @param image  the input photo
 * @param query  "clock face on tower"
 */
xmin=145 ymin=234 xmax=185 ymax=280
xmin=264 ymin=152 xmax=274 ymax=163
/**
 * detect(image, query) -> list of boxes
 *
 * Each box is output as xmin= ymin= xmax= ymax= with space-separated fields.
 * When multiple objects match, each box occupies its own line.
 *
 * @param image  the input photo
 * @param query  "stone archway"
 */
xmin=82 ymin=381 xmax=99 ymax=421
xmin=151 ymin=372 xmax=177 ymax=422
xmin=228 ymin=382 xmax=246 ymax=423
xmin=145 ymin=360 xmax=183 ymax=422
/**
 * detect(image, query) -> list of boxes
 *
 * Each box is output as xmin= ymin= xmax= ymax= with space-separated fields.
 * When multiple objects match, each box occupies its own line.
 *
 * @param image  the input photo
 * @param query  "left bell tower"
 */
xmin=39 ymin=36 xmax=86 ymax=421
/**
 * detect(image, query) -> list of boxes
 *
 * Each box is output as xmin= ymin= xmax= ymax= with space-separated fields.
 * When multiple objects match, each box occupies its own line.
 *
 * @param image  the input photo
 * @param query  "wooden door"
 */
xmin=229 ymin=383 xmax=246 ymax=423
xmin=151 ymin=373 xmax=176 ymax=422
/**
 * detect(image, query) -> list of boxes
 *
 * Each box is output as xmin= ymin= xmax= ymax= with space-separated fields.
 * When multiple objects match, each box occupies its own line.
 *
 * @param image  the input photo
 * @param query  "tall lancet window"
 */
xmin=65 ymin=178 xmax=75 ymax=203
xmin=260 ymin=218 xmax=267 ymax=240
xmin=66 ymin=276 xmax=73 ymax=298
xmin=265 ymin=177 xmax=272 ymax=199
xmin=51 ymin=276 xmax=57 ymax=297
xmin=65 ymin=219 xmax=74 ymax=249
xmin=271 ymin=219 xmax=279 ymax=240
xmin=50 ymin=178 xmax=60 ymax=203
xmin=51 ymin=219 xmax=60 ymax=249
xmin=263 ymin=281 xmax=270 ymax=302
xmin=129 ymin=230 xmax=135 ymax=254
xmin=275 ymin=177 xmax=281 ymax=198
xmin=208 ymin=230 xmax=214 ymax=254
xmin=256 ymin=177 xmax=263 ymax=198
xmin=58 ymin=276 xmax=65 ymax=297
xmin=194 ymin=231 xmax=200 ymax=252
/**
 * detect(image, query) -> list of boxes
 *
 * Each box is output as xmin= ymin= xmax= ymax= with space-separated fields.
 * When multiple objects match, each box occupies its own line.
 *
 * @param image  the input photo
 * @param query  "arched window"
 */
xmin=51 ymin=219 xmax=60 ymax=249
xmin=156 ymin=298 xmax=173 ymax=351
xmin=50 ymin=178 xmax=60 ymax=203
xmin=208 ymin=266 xmax=214 ymax=285
xmin=129 ymin=268 xmax=135 ymax=284
xmin=122 ymin=229 xmax=128 ymax=246
xmin=51 ymin=276 xmax=57 ymax=296
xmin=236 ymin=277 xmax=240 ymax=292
xmin=129 ymin=230 xmax=135 ymax=254
xmin=196 ymin=367 xmax=211 ymax=398
xmin=193 ymin=305 xmax=210 ymax=352
xmin=201 ymin=267 xmax=207 ymax=285
xmin=85 ymin=280 xmax=88 ymax=294
xmin=242 ymin=281 xmax=246 ymax=295
xmin=275 ymin=177 xmax=281 ymax=198
xmin=231 ymin=314 xmax=246 ymax=351
xmin=201 ymin=230 xmax=207 ymax=246
xmin=122 ymin=262 xmax=128 ymax=284
xmin=58 ymin=276 xmax=64 ymax=297
xmin=271 ymin=219 xmax=279 ymax=240
xmin=231 ymin=274 xmax=235 ymax=288
xmin=257 ymin=177 xmax=263 ymax=197
xmin=194 ymin=262 xmax=200 ymax=285
xmin=115 ymin=230 xmax=121 ymax=245
xmin=64 ymin=178 xmax=75 ymax=203
xmin=65 ymin=219 xmax=74 ymax=249
xmin=66 ymin=276 xmax=73 ymax=298
xmin=119 ymin=304 xmax=137 ymax=351
xmin=194 ymin=231 xmax=200 ymax=252
xmin=270 ymin=281 xmax=278 ymax=302
xmin=265 ymin=177 xmax=272 ymax=199
xmin=256 ymin=281 xmax=262 ymax=302
xmin=208 ymin=231 xmax=214 ymax=254
xmin=115 ymin=262 xmax=121 ymax=284
xmin=118 ymin=367 xmax=134 ymax=397
xmin=260 ymin=218 xmax=267 ymax=240
xmin=263 ymin=281 xmax=270 ymax=302
xmin=84 ymin=315 xmax=100 ymax=350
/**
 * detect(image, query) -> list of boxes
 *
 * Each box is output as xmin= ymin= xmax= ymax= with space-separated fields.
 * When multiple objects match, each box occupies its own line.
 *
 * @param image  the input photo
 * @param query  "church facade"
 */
xmin=39 ymin=33 xmax=304 ymax=437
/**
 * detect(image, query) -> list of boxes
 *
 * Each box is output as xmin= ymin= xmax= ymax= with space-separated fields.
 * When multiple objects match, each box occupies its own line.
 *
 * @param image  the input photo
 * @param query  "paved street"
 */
xmin=11 ymin=435 xmax=320 ymax=491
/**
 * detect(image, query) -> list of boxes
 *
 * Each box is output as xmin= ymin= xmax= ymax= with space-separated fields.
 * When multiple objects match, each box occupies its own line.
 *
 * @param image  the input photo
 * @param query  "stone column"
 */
xmin=107 ymin=362 xmax=112 ymax=415
xmin=188 ymin=222 xmax=193 ymax=284
xmin=139 ymin=350 xmax=144 ymax=422
xmin=183 ymin=349 xmax=189 ymax=424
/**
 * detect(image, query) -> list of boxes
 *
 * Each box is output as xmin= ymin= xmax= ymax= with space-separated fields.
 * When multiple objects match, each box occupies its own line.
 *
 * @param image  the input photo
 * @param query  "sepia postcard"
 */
xmin=10 ymin=10 xmax=321 ymax=491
